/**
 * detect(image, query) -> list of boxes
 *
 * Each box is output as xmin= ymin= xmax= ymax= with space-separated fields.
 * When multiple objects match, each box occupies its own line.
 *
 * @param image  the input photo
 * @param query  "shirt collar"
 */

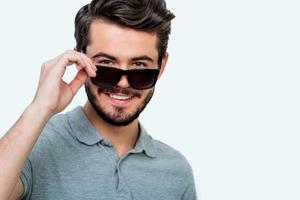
xmin=67 ymin=106 xmax=104 ymax=146
xmin=133 ymin=124 xmax=157 ymax=158
xmin=66 ymin=106 xmax=157 ymax=158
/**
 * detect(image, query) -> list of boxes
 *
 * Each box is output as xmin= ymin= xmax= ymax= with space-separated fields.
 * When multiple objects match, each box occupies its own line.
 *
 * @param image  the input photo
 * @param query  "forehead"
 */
xmin=86 ymin=20 xmax=158 ymax=60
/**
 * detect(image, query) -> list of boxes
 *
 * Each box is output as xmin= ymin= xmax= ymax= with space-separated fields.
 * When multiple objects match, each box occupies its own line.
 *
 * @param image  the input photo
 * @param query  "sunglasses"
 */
xmin=90 ymin=65 xmax=160 ymax=90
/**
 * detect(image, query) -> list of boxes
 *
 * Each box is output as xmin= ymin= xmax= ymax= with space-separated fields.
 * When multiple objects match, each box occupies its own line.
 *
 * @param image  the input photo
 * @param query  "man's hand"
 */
xmin=32 ymin=50 xmax=97 ymax=115
xmin=0 ymin=50 xmax=97 ymax=200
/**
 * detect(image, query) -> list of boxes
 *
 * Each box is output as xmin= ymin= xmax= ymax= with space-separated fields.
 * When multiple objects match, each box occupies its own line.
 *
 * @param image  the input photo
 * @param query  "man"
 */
xmin=0 ymin=0 xmax=197 ymax=199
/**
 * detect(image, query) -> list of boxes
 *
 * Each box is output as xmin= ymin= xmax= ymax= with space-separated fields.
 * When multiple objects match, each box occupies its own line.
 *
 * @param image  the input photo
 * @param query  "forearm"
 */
xmin=0 ymin=103 xmax=53 ymax=199
xmin=0 ymin=50 xmax=94 ymax=200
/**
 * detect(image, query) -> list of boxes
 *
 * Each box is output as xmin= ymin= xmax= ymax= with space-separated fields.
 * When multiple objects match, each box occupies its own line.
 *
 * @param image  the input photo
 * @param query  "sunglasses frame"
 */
xmin=90 ymin=65 xmax=160 ymax=90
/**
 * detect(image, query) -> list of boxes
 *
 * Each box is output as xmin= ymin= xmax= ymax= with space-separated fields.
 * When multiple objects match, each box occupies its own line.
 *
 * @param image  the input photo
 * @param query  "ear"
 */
xmin=158 ymin=52 xmax=169 ymax=79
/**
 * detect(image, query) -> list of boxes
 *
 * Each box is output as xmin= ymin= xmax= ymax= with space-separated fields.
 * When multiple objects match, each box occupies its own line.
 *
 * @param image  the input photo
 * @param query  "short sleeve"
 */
xmin=181 ymin=176 xmax=197 ymax=200
xmin=19 ymin=157 xmax=33 ymax=200
xmin=181 ymin=157 xmax=198 ymax=200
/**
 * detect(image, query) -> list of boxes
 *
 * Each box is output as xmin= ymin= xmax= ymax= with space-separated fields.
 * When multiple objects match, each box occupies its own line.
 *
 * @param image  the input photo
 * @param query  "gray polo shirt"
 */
xmin=20 ymin=106 xmax=197 ymax=200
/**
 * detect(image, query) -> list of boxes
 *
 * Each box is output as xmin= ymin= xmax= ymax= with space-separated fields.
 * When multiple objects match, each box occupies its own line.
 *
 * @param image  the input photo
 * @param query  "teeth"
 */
xmin=109 ymin=94 xmax=132 ymax=100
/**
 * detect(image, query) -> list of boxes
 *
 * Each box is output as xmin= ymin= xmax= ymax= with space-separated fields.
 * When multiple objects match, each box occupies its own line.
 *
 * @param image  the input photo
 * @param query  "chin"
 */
xmin=85 ymin=81 xmax=155 ymax=126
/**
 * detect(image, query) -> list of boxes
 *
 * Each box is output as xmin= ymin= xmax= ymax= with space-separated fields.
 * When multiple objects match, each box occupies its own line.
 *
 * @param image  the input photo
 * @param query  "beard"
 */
xmin=85 ymin=80 xmax=154 ymax=126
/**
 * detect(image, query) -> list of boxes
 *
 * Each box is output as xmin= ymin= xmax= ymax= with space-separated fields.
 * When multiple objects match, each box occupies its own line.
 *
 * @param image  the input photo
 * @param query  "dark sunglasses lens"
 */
xmin=91 ymin=66 xmax=121 ymax=87
xmin=129 ymin=70 xmax=159 ymax=89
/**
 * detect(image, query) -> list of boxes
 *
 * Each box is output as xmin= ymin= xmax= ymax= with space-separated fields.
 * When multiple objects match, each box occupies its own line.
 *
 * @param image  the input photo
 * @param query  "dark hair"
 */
xmin=74 ymin=0 xmax=175 ymax=66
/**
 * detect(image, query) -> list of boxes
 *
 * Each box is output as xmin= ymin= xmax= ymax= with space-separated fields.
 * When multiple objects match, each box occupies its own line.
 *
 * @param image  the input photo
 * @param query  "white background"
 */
xmin=0 ymin=0 xmax=299 ymax=200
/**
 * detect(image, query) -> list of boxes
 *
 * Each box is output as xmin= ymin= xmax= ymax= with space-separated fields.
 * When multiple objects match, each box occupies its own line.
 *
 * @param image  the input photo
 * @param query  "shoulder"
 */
xmin=150 ymin=139 xmax=196 ymax=194
xmin=152 ymin=139 xmax=194 ymax=177
xmin=153 ymin=139 xmax=189 ymax=163
xmin=40 ymin=112 xmax=74 ymax=141
xmin=31 ymin=112 xmax=76 ymax=157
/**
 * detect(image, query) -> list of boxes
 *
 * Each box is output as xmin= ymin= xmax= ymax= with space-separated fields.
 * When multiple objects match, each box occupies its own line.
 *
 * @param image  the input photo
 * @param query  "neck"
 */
xmin=82 ymin=101 xmax=139 ymax=158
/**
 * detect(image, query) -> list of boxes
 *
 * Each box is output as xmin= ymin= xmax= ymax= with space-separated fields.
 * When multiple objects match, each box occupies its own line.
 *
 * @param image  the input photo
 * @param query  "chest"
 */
xmin=31 ymin=147 xmax=183 ymax=200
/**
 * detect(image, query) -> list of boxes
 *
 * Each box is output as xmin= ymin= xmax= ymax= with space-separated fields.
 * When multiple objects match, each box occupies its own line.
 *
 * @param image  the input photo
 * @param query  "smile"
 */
xmin=105 ymin=93 xmax=135 ymax=107
xmin=109 ymin=94 xmax=133 ymax=100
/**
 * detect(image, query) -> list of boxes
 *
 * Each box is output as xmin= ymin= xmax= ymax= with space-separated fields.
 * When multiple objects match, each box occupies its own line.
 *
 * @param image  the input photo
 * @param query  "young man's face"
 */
xmin=84 ymin=20 xmax=167 ymax=126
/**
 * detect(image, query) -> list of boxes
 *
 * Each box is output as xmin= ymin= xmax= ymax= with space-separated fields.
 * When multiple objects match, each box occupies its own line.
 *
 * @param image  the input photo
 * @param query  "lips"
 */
xmin=105 ymin=93 xmax=135 ymax=106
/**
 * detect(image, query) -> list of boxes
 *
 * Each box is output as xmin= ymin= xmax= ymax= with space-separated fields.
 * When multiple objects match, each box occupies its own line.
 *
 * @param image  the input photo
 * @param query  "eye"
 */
xmin=132 ymin=62 xmax=147 ymax=67
xmin=99 ymin=60 xmax=114 ymax=65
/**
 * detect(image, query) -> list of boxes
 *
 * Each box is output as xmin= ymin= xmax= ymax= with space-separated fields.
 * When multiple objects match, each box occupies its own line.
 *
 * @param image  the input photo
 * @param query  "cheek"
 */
xmin=140 ymin=89 xmax=150 ymax=98
xmin=88 ymin=84 xmax=107 ymax=103
xmin=139 ymin=88 xmax=154 ymax=101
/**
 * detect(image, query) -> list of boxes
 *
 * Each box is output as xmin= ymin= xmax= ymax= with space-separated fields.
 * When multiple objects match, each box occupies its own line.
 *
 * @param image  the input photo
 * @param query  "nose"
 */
xmin=116 ymin=75 xmax=130 ymax=88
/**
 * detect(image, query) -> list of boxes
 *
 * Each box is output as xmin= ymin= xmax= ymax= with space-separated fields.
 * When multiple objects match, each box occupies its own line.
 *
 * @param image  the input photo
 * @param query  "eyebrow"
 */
xmin=91 ymin=52 xmax=154 ymax=63
xmin=92 ymin=52 xmax=116 ymax=61
xmin=132 ymin=55 xmax=154 ymax=63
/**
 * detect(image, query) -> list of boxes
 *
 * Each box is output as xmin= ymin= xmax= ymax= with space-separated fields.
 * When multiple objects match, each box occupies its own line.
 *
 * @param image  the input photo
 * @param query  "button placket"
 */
xmin=97 ymin=141 xmax=135 ymax=195
xmin=115 ymin=151 xmax=134 ymax=192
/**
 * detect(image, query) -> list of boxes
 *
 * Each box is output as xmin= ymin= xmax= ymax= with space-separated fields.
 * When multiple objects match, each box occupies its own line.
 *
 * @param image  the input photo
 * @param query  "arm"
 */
xmin=0 ymin=50 xmax=96 ymax=200
xmin=8 ymin=178 xmax=25 ymax=200
xmin=0 ymin=103 xmax=52 ymax=200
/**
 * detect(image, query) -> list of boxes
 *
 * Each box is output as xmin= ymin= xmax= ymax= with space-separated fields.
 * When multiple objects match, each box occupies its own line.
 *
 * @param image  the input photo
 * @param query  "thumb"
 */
xmin=69 ymin=69 xmax=88 ymax=95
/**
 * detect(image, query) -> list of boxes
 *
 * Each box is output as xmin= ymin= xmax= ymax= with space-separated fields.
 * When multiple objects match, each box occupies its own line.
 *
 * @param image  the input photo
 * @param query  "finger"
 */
xmin=80 ymin=52 xmax=97 ymax=71
xmin=40 ymin=54 xmax=64 ymax=76
xmin=74 ymin=54 xmax=88 ymax=70
xmin=71 ymin=50 xmax=97 ymax=72
xmin=72 ymin=51 xmax=85 ymax=71
xmin=44 ymin=54 xmax=64 ymax=66
xmin=69 ymin=70 xmax=88 ymax=95
xmin=70 ymin=51 xmax=96 ymax=77
xmin=42 ymin=50 xmax=77 ymax=71
xmin=76 ymin=53 xmax=96 ymax=76
xmin=76 ymin=52 xmax=97 ymax=74
xmin=55 ymin=53 xmax=95 ymax=77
